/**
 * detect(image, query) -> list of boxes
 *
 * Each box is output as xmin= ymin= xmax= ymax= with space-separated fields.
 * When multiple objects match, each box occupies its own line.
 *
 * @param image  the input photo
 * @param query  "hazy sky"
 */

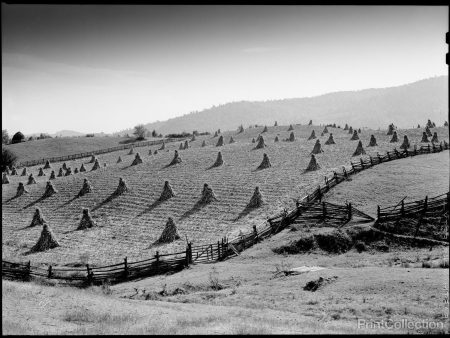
xmin=2 ymin=5 xmax=448 ymax=135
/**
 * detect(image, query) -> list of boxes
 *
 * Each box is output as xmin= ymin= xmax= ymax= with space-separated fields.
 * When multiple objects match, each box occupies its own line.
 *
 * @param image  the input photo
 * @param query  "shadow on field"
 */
xmin=5 ymin=195 xmax=21 ymax=203
xmin=23 ymin=195 xmax=52 ymax=210
xmin=233 ymin=205 xmax=256 ymax=221
xmin=206 ymin=163 xmax=223 ymax=170
xmin=179 ymin=201 xmax=207 ymax=220
xmin=135 ymin=199 xmax=164 ymax=219
xmin=120 ymin=164 xmax=134 ymax=171
xmin=92 ymin=193 xmax=122 ymax=212
xmin=54 ymin=196 xmax=79 ymax=210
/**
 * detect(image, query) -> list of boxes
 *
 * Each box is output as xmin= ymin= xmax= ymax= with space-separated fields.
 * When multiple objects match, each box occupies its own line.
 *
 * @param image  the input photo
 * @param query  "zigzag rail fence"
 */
xmin=15 ymin=137 xmax=184 ymax=168
xmin=2 ymin=141 xmax=449 ymax=285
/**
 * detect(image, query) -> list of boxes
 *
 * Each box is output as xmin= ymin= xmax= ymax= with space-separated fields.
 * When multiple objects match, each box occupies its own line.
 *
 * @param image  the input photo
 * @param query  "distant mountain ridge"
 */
xmin=118 ymin=76 xmax=448 ymax=135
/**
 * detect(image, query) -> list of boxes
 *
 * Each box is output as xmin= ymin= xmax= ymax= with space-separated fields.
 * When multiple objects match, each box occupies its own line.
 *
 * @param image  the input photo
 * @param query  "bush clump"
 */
xmin=315 ymin=230 xmax=353 ymax=254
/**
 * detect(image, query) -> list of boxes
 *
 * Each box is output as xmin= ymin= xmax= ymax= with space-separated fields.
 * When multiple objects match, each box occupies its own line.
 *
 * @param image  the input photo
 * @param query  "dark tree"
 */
xmin=2 ymin=130 xmax=9 ymax=144
xmin=2 ymin=148 xmax=17 ymax=171
xmin=11 ymin=131 xmax=25 ymax=144
xmin=133 ymin=124 xmax=147 ymax=141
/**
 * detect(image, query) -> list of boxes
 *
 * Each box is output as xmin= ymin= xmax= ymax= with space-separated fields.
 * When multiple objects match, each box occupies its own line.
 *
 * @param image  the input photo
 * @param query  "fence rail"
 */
xmin=16 ymin=137 xmax=184 ymax=168
xmin=3 ymin=140 xmax=449 ymax=285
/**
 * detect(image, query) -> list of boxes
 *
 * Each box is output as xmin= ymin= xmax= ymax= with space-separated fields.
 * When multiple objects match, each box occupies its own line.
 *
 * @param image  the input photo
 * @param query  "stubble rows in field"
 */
xmin=2 ymin=125 xmax=448 ymax=266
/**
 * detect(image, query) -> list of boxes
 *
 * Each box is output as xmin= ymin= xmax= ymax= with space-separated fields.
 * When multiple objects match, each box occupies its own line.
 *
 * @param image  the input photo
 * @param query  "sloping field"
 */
xmin=4 ymin=135 xmax=142 ymax=164
xmin=2 ymin=125 xmax=449 ymax=266
xmin=323 ymin=151 xmax=450 ymax=215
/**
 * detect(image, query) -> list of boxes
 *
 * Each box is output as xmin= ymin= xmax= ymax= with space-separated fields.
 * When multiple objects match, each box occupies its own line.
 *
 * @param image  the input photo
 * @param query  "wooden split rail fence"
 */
xmin=3 ymin=140 xmax=449 ymax=285
xmin=16 ymin=137 xmax=183 ymax=168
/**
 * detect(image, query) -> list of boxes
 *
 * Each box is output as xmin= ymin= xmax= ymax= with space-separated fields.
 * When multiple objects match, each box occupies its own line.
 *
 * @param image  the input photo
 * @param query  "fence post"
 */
xmin=317 ymin=185 xmax=322 ymax=201
xmin=155 ymin=251 xmax=160 ymax=271
xmin=370 ymin=156 xmax=374 ymax=166
xmin=189 ymin=242 xmax=193 ymax=264
xmin=210 ymin=244 xmax=214 ymax=260
xmin=86 ymin=264 xmax=93 ymax=285
xmin=360 ymin=158 xmax=364 ymax=169
xmin=325 ymin=176 xmax=329 ymax=190
xmin=26 ymin=260 xmax=31 ymax=281
xmin=401 ymin=200 xmax=405 ymax=216
xmin=253 ymin=225 xmax=258 ymax=243
xmin=124 ymin=257 xmax=129 ymax=278
xmin=334 ymin=171 xmax=338 ymax=182
xmin=47 ymin=265 xmax=52 ymax=279
xmin=427 ymin=144 xmax=431 ymax=153
xmin=347 ymin=203 xmax=352 ymax=221
xmin=377 ymin=205 xmax=380 ymax=219
xmin=424 ymin=195 xmax=428 ymax=214
xmin=217 ymin=241 xmax=221 ymax=259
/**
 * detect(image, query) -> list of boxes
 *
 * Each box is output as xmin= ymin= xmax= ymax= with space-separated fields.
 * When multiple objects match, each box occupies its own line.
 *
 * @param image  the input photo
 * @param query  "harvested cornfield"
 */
xmin=305 ymin=154 xmax=321 ymax=171
xmin=256 ymin=153 xmax=272 ymax=170
xmin=29 ymin=207 xmax=46 ymax=227
xmin=16 ymin=182 xmax=28 ymax=196
xmin=2 ymin=173 xmax=10 ymax=184
xmin=421 ymin=132 xmax=430 ymax=143
xmin=2 ymin=125 xmax=448 ymax=265
xmin=131 ymin=153 xmax=143 ymax=166
xmin=247 ymin=186 xmax=264 ymax=208
xmin=254 ymin=135 xmax=267 ymax=149
xmin=400 ymin=135 xmax=410 ymax=150
xmin=77 ymin=208 xmax=96 ymax=230
xmin=43 ymin=160 xmax=51 ymax=169
xmin=159 ymin=180 xmax=176 ymax=201
xmin=311 ymin=140 xmax=324 ymax=154
xmin=324 ymin=133 xmax=335 ymax=145
xmin=30 ymin=224 xmax=60 ymax=252
xmin=168 ymin=150 xmax=182 ymax=166
xmin=77 ymin=178 xmax=92 ymax=197
xmin=216 ymin=135 xmax=224 ymax=147
xmin=199 ymin=183 xmax=218 ymax=204
xmin=155 ymin=217 xmax=181 ymax=244
xmin=350 ymin=130 xmax=359 ymax=140
xmin=27 ymin=174 xmax=36 ymax=185
xmin=42 ymin=181 xmax=57 ymax=198
xmin=390 ymin=131 xmax=399 ymax=143
xmin=368 ymin=135 xmax=377 ymax=147
xmin=352 ymin=141 xmax=366 ymax=156
xmin=211 ymin=152 xmax=224 ymax=168
xmin=91 ymin=159 xmax=100 ymax=171
xmin=431 ymin=132 xmax=439 ymax=143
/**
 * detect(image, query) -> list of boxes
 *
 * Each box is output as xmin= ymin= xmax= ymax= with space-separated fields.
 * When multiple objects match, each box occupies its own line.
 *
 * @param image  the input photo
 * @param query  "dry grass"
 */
xmin=3 ymin=136 xmax=135 ymax=164
xmin=3 ymin=278 xmax=383 ymax=334
xmin=2 ymin=126 xmax=448 ymax=266
xmin=323 ymin=150 xmax=449 ymax=215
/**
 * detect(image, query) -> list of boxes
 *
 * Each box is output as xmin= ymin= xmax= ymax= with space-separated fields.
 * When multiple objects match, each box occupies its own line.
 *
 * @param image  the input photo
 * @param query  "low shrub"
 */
xmin=315 ymin=230 xmax=353 ymax=254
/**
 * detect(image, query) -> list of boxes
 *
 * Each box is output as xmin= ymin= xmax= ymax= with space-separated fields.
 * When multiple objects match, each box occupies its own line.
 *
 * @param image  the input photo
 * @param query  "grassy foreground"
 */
xmin=3 ymin=239 xmax=449 ymax=334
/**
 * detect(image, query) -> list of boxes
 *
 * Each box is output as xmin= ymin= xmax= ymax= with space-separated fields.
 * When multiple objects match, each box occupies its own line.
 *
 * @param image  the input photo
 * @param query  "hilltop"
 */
xmin=3 ymin=135 xmax=159 ymax=164
xmin=118 ymin=76 xmax=448 ymax=135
